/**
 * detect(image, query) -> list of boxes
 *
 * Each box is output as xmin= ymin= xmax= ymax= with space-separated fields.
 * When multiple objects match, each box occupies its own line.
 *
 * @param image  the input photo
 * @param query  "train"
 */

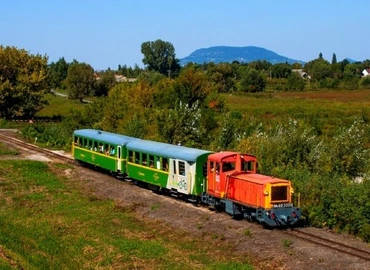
xmin=72 ymin=129 xmax=301 ymax=227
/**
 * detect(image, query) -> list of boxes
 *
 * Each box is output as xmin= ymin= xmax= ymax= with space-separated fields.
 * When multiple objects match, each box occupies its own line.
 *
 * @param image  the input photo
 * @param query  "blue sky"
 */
xmin=2 ymin=0 xmax=369 ymax=70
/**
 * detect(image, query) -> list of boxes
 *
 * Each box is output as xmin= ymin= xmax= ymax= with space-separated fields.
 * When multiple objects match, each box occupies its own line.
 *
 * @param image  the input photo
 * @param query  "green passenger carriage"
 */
xmin=126 ymin=139 xmax=213 ymax=201
xmin=72 ymin=129 xmax=135 ymax=175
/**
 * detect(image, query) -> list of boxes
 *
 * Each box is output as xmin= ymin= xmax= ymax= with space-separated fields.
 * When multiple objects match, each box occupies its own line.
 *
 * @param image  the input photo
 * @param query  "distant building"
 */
xmin=292 ymin=69 xmax=311 ymax=79
xmin=361 ymin=68 xmax=370 ymax=77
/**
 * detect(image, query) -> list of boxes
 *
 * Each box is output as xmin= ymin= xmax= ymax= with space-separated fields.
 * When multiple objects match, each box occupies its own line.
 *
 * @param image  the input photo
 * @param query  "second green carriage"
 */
xmin=126 ymin=139 xmax=213 ymax=200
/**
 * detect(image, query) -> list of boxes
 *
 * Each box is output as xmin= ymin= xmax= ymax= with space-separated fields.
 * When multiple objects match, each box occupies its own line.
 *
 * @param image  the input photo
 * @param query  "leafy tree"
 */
xmin=95 ymin=70 xmax=116 ymax=96
xmin=248 ymin=60 xmax=272 ymax=71
xmin=304 ymin=58 xmax=332 ymax=81
xmin=331 ymin=53 xmax=337 ymax=64
xmin=239 ymin=68 xmax=266 ymax=92
xmin=173 ymin=66 xmax=213 ymax=107
xmin=65 ymin=63 xmax=95 ymax=102
xmin=207 ymin=63 xmax=235 ymax=93
xmin=141 ymin=39 xmax=181 ymax=76
xmin=286 ymin=72 xmax=305 ymax=91
xmin=0 ymin=46 xmax=49 ymax=119
xmin=270 ymin=63 xmax=292 ymax=79
xmin=360 ymin=76 xmax=370 ymax=89
xmin=49 ymin=57 xmax=69 ymax=89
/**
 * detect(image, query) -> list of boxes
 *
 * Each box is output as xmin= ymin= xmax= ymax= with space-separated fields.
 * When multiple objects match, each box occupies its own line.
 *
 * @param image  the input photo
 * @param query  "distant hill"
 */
xmin=180 ymin=46 xmax=305 ymax=65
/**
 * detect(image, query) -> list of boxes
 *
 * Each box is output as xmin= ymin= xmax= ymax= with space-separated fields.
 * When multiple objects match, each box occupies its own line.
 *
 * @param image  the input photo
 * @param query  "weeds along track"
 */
xmin=0 ymin=132 xmax=75 ymax=165
xmin=284 ymin=229 xmax=370 ymax=262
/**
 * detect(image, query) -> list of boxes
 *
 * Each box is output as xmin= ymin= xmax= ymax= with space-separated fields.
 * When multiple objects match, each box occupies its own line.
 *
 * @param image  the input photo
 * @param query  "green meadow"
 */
xmin=0 ymin=155 xmax=253 ymax=269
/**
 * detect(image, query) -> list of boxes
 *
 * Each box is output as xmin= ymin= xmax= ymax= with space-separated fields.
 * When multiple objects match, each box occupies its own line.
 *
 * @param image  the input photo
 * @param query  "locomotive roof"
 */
xmin=74 ymin=129 xmax=135 ymax=145
xmin=127 ymin=139 xmax=213 ymax=162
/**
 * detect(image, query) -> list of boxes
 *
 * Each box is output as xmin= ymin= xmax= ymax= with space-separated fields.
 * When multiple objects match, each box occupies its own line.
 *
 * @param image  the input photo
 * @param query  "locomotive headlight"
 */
xmin=263 ymin=191 xmax=269 ymax=196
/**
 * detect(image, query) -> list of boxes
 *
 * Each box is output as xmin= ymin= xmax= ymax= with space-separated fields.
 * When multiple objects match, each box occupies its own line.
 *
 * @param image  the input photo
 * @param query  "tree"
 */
xmin=141 ymin=39 xmax=181 ymax=76
xmin=173 ymin=66 xmax=213 ymax=107
xmin=239 ymin=68 xmax=266 ymax=92
xmin=65 ymin=63 xmax=95 ymax=102
xmin=49 ymin=57 xmax=69 ymax=89
xmin=287 ymin=72 xmax=305 ymax=91
xmin=95 ymin=70 xmax=116 ymax=96
xmin=270 ymin=63 xmax=292 ymax=79
xmin=331 ymin=53 xmax=337 ymax=64
xmin=0 ymin=46 xmax=49 ymax=119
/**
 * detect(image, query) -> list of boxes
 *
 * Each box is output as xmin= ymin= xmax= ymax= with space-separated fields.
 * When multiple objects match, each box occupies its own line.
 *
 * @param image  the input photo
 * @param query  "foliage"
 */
xmin=239 ymin=68 xmax=266 ymax=92
xmin=286 ymin=72 xmax=305 ymax=91
xmin=94 ymin=70 xmax=116 ymax=96
xmin=304 ymin=58 xmax=332 ymax=81
xmin=270 ymin=63 xmax=291 ymax=79
xmin=173 ymin=66 xmax=214 ymax=107
xmin=360 ymin=76 xmax=370 ymax=89
xmin=49 ymin=57 xmax=69 ymax=89
xmin=65 ymin=62 xmax=95 ymax=102
xmin=0 ymin=46 xmax=50 ymax=119
xmin=141 ymin=39 xmax=181 ymax=76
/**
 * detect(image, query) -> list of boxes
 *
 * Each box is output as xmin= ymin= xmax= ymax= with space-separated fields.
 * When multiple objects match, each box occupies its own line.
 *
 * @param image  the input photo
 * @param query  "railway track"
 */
xmin=284 ymin=229 xmax=370 ymax=262
xmin=0 ymin=132 xmax=75 ymax=165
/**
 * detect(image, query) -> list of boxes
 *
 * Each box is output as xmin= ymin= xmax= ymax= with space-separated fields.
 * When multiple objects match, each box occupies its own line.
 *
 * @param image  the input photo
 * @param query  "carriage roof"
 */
xmin=74 ymin=129 xmax=135 ymax=146
xmin=127 ymin=139 xmax=213 ymax=162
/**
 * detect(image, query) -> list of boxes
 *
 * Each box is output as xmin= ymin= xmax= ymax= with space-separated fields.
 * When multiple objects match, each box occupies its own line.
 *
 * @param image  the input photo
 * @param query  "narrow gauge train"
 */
xmin=73 ymin=129 xmax=301 ymax=227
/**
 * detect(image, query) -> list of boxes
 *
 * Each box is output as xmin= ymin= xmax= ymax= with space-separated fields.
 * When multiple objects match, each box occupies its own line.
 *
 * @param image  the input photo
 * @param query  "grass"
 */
xmin=0 ymin=143 xmax=20 ymax=155
xmin=282 ymin=239 xmax=293 ymax=248
xmin=0 ymin=160 xmax=253 ymax=269
xmin=224 ymin=89 xmax=370 ymax=136
xmin=36 ymin=93 xmax=87 ymax=117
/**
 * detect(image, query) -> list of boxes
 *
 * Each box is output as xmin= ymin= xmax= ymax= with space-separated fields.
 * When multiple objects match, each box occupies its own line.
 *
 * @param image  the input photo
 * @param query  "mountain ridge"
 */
xmin=180 ymin=46 xmax=304 ymax=65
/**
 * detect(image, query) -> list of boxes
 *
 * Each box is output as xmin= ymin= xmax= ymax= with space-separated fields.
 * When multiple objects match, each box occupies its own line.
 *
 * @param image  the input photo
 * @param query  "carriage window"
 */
xmin=142 ymin=153 xmax=148 ymax=165
xmin=83 ymin=138 xmax=87 ymax=148
xmin=135 ymin=152 xmax=140 ymax=164
xmin=179 ymin=161 xmax=185 ymax=176
xmin=78 ymin=137 xmax=82 ymax=146
xmin=129 ymin=151 xmax=134 ymax=162
xmin=74 ymin=136 xmax=78 ymax=145
xmin=203 ymin=163 xmax=208 ymax=177
xmin=149 ymin=155 xmax=154 ymax=168
xmin=98 ymin=143 xmax=103 ymax=153
xmin=93 ymin=141 xmax=98 ymax=151
xmin=173 ymin=160 xmax=177 ymax=174
xmin=162 ymin=158 xmax=168 ymax=171
xmin=222 ymin=162 xmax=235 ymax=172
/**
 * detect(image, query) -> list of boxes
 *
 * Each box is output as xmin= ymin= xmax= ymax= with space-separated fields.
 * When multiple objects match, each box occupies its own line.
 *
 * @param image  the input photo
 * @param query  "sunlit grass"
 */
xmin=223 ymin=89 xmax=370 ymax=136
xmin=36 ymin=93 xmax=87 ymax=117
xmin=0 ymin=160 xmax=253 ymax=269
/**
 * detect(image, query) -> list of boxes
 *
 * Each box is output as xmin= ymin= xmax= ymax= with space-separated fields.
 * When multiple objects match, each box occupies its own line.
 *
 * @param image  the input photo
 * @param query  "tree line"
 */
xmin=2 ymin=40 xmax=370 ymax=119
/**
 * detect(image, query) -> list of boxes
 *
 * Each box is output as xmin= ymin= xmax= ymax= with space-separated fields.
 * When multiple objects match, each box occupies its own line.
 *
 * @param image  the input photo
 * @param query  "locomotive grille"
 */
xmin=271 ymin=186 xmax=288 ymax=202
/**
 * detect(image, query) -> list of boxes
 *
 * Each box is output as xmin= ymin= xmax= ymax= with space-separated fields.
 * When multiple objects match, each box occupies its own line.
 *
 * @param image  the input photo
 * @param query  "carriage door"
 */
xmin=175 ymin=159 xmax=189 ymax=193
xmin=117 ymin=146 xmax=122 ymax=172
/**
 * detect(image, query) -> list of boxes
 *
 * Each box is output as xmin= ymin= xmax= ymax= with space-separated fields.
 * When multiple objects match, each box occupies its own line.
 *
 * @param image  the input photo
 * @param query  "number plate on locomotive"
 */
xmin=273 ymin=203 xmax=293 ymax=208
